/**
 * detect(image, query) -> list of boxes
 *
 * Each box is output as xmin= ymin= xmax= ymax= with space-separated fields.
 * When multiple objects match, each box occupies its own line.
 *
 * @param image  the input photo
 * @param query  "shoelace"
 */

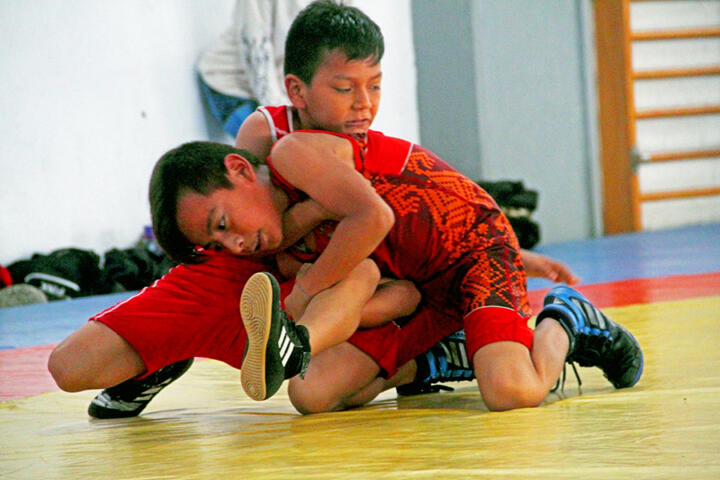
xmin=550 ymin=362 xmax=583 ymax=394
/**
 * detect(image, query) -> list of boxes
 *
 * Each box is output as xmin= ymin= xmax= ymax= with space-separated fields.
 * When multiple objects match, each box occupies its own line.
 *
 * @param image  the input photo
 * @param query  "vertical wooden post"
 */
xmin=594 ymin=0 xmax=640 ymax=233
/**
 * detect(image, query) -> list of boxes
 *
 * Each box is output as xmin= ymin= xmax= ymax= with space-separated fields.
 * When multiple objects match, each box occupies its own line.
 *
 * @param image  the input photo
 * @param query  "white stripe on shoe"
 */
xmin=278 ymin=329 xmax=291 ymax=358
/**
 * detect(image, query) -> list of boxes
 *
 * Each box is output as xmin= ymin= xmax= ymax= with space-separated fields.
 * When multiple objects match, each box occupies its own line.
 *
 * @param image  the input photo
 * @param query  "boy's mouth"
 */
xmin=244 ymin=232 xmax=262 ymax=255
xmin=346 ymin=119 xmax=370 ymax=130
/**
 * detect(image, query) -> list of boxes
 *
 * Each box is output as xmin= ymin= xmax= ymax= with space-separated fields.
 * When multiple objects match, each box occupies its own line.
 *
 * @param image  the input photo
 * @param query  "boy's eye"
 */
xmin=217 ymin=216 xmax=227 ymax=231
xmin=334 ymin=87 xmax=351 ymax=93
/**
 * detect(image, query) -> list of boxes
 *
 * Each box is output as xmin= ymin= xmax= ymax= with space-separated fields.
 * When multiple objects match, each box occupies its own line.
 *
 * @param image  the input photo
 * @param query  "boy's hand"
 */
xmin=276 ymin=251 xmax=303 ymax=279
xmin=521 ymin=249 xmax=580 ymax=285
xmin=285 ymin=263 xmax=313 ymax=320
xmin=274 ymin=199 xmax=342 ymax=255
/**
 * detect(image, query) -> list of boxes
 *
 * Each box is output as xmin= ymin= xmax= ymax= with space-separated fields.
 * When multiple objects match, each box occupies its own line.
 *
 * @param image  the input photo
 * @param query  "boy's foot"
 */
xmin=88 ymin=358 xmax=194 ymax=419
xmin=240 ymin=272 xmax=311 ymax=401
xmin=536 ymin=285 xmax=643 ymax=389
xmin=396 ymin=331 xmax=475 ymax=396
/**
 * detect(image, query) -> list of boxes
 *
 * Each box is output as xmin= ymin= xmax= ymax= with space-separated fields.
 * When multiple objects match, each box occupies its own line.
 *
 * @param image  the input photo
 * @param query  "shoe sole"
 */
xmin=240 ymin=272 xmax=274 ymax=401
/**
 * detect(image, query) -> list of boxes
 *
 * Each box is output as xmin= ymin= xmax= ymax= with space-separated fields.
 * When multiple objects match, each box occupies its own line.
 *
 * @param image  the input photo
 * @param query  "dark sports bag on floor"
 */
xmin=476 ymin=180 xmax=541 ymax=249
xmin=8 ymin=248 xmax=111 ymax=300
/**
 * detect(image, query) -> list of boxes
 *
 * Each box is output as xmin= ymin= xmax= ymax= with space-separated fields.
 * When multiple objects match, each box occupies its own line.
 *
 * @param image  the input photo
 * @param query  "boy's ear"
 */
xmin=224 ymin=154 xmax=256 ymax=182
xmin=285 ymin=74 xmax=308 ymax=109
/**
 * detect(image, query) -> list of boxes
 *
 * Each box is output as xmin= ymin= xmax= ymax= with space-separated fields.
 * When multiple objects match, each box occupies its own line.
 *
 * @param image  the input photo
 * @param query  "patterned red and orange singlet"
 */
xmin=261 ymin=105 xmax=530 ymax=321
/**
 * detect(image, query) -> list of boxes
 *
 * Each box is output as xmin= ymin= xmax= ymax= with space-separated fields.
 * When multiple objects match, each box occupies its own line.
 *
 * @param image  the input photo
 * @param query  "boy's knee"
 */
xmin=355 ymin=258 xmax=381 ymax=284
xmin=477 ymin=375 xmax=545 ymax=411
xmin=288 ymin=378 xmax=340 ymax=414
xmin=337 ymin=259 xmax=380 ymax=302
xmin=47 ymin=346 xmax=82 ymax=392
xmin=473 ymin=343 xmax=547 ymax=411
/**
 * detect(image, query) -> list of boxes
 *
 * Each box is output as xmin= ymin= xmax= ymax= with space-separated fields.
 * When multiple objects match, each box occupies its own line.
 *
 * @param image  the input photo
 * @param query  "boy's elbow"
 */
xmin=375 ymin=201 xmax=395 ymax=234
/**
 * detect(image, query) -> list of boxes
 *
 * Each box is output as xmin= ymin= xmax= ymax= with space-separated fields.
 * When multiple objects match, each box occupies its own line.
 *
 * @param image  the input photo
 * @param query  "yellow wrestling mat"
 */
xmin=2 ymin=296 xmax=719 ymax=479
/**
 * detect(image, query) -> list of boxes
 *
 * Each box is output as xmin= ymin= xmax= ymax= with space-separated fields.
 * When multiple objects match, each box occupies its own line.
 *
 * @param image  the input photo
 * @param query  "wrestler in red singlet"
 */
xmin=261 ymin=105 xmax=533 ymax=365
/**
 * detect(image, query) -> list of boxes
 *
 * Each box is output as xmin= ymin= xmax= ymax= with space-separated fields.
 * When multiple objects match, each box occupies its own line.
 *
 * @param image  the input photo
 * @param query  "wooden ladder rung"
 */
xmin=642 ymin=148 xmax=720 ymax=163
xmin=633 ymin=65 xmax=720 ymax=79
xmin=635 ymin=105 xmax=720 ymax=119
xmin=640 ymin=186 xmax=720 ymax=202
xmin=632 ymin=26 xmax=720 ymax=41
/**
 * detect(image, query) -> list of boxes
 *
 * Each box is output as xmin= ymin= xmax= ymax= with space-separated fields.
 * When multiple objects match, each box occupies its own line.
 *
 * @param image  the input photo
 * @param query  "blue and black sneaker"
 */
xmin=88 ymin=358 xmax=194 ymax=419
xmin=397 ymin=331 xmax=475 ymax=396
xmin=240 ymin=272 xmax=311 ymax=401
xmin=536 ymin=285 xmax=643 ymax=389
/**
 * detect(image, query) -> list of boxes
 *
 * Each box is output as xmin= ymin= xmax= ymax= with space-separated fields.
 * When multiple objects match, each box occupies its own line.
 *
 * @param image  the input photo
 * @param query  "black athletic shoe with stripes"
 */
xmin=240 ymin=272 xmax=311 ymax=401
xmin=396 ymin=331 xmax=475 ymax=396
xmin=88 ymin=358 xmax=194 ymax=419
xmin=536 ymin=285 xmax=644 ymax=389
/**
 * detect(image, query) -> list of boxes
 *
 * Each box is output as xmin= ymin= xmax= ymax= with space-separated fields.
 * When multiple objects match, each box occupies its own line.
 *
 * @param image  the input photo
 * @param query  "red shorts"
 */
xmin=91 ymin=252 xmax=453 ymax=378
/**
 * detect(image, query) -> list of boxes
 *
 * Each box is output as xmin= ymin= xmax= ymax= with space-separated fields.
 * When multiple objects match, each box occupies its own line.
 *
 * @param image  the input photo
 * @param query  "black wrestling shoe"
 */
xmin=397 ymin=331 xmax=475 ymax=396
xmin=88 ymin=358 xmax=194 ymax=419
xmin=240 ymin=272 xmax=311 ymax=401
xmin=536 ymin=285 xmax=643 ymax=389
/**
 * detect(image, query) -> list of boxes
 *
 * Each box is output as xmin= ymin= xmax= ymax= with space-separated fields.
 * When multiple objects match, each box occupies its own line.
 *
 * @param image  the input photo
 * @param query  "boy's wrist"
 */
xmin=295 ymin=280 xmax=313 ymax=300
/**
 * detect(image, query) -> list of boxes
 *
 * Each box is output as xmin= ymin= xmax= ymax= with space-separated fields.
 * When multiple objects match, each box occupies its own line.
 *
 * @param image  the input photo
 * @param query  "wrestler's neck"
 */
xmin=255 ymin=164 xmax=290 ymax=214
xmin=291 ymin=106 xmax=310 ymax=131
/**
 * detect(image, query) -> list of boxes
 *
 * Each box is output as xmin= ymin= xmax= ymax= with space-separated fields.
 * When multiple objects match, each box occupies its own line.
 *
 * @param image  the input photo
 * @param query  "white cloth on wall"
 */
xmin=197 ymin=0 xmax=313 ymax=106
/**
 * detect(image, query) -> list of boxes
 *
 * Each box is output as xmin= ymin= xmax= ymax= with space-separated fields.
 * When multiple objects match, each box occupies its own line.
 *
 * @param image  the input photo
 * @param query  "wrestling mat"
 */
xmin=2 ymin=224 xmax=719 ymax=479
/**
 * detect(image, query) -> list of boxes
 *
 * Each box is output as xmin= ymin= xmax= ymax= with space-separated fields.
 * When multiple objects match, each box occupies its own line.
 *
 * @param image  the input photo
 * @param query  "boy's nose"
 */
xmin=222 ymin=234 xmax=244 ymax=255
xmin=353 ymin=88 xmax=371 ymax=109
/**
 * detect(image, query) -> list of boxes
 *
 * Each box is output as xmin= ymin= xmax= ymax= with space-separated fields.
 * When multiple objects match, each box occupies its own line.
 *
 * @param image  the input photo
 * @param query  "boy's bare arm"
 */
xmin=236 ymin=112 xmax=335 ymax=251
xmin=521 ymin=249 xmax=580 ymax=285
xmin=271 ymin=132 xmax=395 ymax=297
xmin=273 ymin=200 xmax=337 ymax=254
xmin=234 ymin=111 xmax=274 ymax=163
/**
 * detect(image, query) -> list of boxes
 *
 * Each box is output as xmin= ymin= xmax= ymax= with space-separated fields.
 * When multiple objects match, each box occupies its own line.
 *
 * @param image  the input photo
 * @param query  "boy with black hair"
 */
xmin=48 ymin=141 xmax=420 ymax=418
xmin=236 ymin=0 xmax=577 ymax=283
xmin=150 ymin=133 xmax=643 ymax=410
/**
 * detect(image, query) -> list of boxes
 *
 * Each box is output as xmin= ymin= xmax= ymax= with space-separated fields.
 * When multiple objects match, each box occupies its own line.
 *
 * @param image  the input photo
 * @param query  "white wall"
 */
xmin=471 ymin=1 xmax=599 ymax=241
xmin=0 ymin=0 xmax=418 ymax=266
xmin=412 ymin=0 xmax=600 ymax=243
xmin=360 ymin=1 xmax=419 ymax=143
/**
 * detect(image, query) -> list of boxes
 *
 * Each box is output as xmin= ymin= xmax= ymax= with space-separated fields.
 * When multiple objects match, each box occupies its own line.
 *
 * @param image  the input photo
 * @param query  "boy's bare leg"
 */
xmin=298 ymin=259 xmax=379 ymax=355
xmin=288 ymin=342 xmax=417 ymax=414
xmin=289 ymin=320 xmax=568 ymax=414
xmin=240 ymin=259 xmax=381 ymax=401
xmin=48 ymin=321 xmax=145 ymax=392
xmin=474 ymin=286 xmax=644 ymax=411
xmin=473 ymin=319 xmax=568 ymax=411
xmin=288 ymin=342 xmax=379 ymax=413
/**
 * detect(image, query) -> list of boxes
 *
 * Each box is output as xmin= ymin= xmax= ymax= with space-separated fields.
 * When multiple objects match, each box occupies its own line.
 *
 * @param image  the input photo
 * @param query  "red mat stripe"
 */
xmin=0 ymin=345 xmax=57 ymax=401
xmin=527 ymin=271 xmax=720 ymax=313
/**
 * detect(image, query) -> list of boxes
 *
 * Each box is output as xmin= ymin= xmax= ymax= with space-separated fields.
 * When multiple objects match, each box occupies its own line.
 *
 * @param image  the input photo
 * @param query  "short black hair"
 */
xmin=149 ymin=141 xmax=259 ymax=264
xmin=284 ymin=0 xmax=384 ymax=84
